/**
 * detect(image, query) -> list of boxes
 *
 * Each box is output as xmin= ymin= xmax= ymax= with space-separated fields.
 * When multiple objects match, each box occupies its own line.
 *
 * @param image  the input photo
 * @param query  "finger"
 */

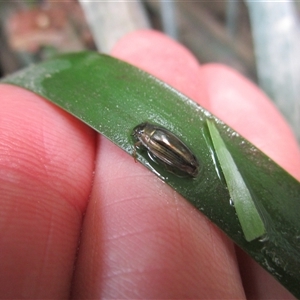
xmin=202 ymin=64 xmax=300 ymax=181
xmin=72 ymin=30 xmax=245 ymax=299
xmin=201 ymin=64 xmax=300 ymax=299
xmin=0 ymin=84 xmax=96 ymax=298
xmin=109 ymin=29 xmax=210 ymax=109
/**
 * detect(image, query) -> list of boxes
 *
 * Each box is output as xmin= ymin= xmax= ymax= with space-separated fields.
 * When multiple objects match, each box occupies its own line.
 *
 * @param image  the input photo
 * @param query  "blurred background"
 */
xmin=0 ymin=0 xmax=299 ymax=143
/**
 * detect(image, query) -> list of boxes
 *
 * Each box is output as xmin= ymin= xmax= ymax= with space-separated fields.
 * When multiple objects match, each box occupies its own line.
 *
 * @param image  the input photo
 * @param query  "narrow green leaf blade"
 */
xmin=1 ymin=51 xmax=300 ymax=297
xmin=207 ymin=120 xmax=265 ymax=242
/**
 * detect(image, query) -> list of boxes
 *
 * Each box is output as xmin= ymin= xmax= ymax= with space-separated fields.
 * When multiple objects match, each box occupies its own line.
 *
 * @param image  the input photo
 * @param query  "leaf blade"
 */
xmin=207 ymin=120 xmax=266 ymax=242
xmin=1 ymin=51 xmax=300 ymax=297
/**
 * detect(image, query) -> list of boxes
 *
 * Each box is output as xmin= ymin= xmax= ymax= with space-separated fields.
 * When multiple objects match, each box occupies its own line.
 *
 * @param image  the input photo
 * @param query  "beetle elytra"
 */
xmin=132 ymin=122 xmax=199 ymax=177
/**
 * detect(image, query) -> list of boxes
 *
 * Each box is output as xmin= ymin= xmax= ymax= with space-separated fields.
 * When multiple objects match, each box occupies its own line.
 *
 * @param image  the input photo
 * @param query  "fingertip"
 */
xmin=0 ymin=83 xmax=96 ymax=298
xmin=202 ymin=63 xmax=300 ymax=181
xmin=72 ymin=31 xmax=244 ymax=299
xmin=0 ymin=84 xmax=96 ymax=210
xmin=111 ymin=29 xmax=209 ymax=108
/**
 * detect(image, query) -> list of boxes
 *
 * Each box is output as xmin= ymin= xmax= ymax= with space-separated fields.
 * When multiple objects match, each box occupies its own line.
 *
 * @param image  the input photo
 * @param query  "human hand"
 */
xmin=0 ymin=30 xmax=299 ymax=299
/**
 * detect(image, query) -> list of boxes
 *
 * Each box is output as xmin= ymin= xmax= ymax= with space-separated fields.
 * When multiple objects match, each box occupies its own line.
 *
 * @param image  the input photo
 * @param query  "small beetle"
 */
xmin=132 ymin=122 xmax=199 ymax=177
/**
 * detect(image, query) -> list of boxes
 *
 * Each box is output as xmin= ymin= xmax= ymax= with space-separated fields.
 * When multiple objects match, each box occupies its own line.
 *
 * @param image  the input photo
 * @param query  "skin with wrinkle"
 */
xmin=0 ymin=30 xmax=299 ymax=299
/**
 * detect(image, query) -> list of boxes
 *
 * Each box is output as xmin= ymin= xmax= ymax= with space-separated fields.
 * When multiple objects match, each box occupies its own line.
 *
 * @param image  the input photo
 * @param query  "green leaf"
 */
xmin=1 ymin=51 xmax=300 ymax=297
xmin=207 ymin=120 xmax=265 ymax=242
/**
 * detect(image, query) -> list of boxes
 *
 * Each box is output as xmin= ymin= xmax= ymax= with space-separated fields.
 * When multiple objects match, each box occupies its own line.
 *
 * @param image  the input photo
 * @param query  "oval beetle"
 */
xmin=132 ymin=122 xmax=199 ymax=178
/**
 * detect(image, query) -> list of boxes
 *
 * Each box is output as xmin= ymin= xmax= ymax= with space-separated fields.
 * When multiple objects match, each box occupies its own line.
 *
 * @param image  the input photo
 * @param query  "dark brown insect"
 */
xmin=132 ymin=122 xmax=199 ymax=177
